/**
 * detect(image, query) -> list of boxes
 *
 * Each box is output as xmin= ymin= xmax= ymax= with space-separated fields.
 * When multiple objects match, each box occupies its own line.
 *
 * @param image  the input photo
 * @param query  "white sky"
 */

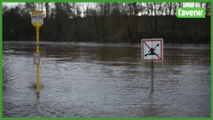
xmin=2 ymin=2 xmax=24 ymax=7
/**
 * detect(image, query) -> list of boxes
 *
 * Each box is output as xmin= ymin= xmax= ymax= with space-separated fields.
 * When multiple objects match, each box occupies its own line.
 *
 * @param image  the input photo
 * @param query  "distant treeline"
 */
xmin=3 ymin=2 xmax=210 ymax=44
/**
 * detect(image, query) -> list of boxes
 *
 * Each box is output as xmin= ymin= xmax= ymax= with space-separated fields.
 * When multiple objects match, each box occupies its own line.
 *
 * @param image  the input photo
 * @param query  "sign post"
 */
xmin=141 ymin=38 xmax=163 ymax=94
xmin=31 ymin=10 xmax=43 ymax=95
xmin=151 ymin=60 xmax=154 ymax=94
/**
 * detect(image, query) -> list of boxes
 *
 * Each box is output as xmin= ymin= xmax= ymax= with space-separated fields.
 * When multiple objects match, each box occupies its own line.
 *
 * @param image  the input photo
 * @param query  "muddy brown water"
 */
xmin=3 ymin=41 xmax=210 ymax=117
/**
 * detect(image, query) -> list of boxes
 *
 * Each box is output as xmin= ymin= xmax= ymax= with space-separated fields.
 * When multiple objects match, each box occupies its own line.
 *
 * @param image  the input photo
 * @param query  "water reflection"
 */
xmin=143 ymin=95 xmax=161 ymax=117
xmin=3 ymin=42 xmax=210 ymax=117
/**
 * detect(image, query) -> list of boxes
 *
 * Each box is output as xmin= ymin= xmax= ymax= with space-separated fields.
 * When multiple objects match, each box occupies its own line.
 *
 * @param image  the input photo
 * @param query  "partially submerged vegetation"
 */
xmin=3 ymin=2 xmax=210 ymax=44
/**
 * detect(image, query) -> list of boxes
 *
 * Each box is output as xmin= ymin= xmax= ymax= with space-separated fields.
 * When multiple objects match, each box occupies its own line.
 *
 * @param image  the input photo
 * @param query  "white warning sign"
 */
xmin=34 ymin=52 xmax=40 ymax=65
xmin=141 ymin=38 xmax=163 ymax=62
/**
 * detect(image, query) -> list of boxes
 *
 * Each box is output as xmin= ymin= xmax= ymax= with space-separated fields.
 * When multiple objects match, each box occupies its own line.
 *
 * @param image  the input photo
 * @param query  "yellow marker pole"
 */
xmin=31 ymin=10 xmax=43 ymax=96
xmin=36 ymin=26 xmax=40 ymax=95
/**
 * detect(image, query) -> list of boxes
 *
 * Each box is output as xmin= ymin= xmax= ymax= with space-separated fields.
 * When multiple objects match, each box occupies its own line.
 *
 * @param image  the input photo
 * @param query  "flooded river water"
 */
xmin=3 ymin=41 xmax=210 ymax=117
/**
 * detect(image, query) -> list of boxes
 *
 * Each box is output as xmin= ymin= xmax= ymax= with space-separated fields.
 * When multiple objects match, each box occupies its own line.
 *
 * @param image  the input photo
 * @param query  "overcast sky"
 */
xmin=2 ymin=2 xmax=23 ymax=7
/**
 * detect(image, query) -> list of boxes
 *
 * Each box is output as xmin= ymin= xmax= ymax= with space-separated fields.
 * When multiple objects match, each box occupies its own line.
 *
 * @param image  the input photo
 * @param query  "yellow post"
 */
xmin=31 ymin=10 xmax=43 ymax=95
xmin=36 ymin=27 xmax=40 ymax=94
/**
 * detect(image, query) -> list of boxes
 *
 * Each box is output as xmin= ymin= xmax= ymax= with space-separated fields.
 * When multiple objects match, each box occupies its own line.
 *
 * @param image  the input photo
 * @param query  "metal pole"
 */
xmin=36 ymin=27 xmax=40 ymax=95
xmin=151 ymin=61 xmax=154 ymax=94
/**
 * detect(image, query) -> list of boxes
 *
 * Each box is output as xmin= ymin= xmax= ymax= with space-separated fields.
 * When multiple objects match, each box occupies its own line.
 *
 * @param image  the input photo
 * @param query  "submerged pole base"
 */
xmin=36 ymin=92 xmax=40 ymax=98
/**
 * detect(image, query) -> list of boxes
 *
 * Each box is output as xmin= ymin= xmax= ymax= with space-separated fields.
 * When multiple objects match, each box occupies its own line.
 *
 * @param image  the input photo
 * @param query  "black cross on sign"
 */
xmin=143 ymin=41 xmax=161 ymax=60
xmin=145 ymin=44 xmax=159 ymax=57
